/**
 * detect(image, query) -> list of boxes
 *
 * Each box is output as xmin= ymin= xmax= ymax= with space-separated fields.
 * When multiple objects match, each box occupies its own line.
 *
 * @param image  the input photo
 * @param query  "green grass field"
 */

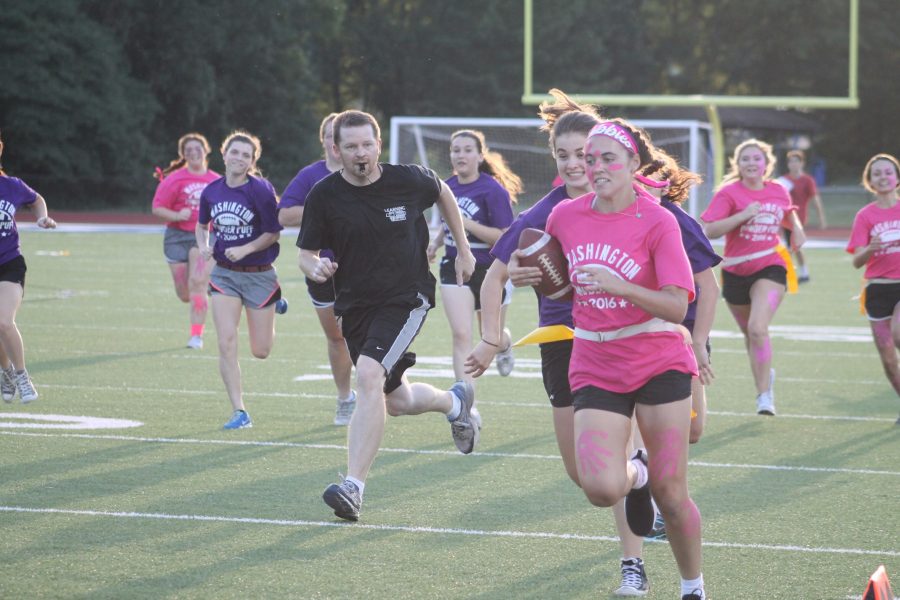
xmin=1 ymin=228 xmax=897 ymax=599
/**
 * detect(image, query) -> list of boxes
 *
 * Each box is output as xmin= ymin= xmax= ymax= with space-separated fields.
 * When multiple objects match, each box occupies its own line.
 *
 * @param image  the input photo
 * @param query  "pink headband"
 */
xmin=588 ymin=122 xmax=638 ymax=154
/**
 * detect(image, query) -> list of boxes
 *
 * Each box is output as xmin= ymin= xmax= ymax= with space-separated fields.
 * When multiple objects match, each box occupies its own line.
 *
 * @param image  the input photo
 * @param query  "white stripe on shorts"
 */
xmin=381 ymin=294 xmax=430 ymax=372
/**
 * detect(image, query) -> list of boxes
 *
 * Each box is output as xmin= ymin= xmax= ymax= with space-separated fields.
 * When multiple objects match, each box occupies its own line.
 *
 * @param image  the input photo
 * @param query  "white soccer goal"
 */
xmin=389 ymin=117 xmax=714 ymax=221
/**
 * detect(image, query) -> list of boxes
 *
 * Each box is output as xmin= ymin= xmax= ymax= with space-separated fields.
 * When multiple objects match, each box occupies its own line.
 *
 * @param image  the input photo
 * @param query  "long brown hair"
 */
xmin=640 ymin=148 xmax=703 ymax=204
xmin=537 ymin=88 xmax=603 ymax=151
xmin=154 ymin=133 xmax=211 ymax=181
xmin=861 ymin=153 xmax=900 ymax=195
xmin=449 ymin=129 xmax=523 ymax=203
xmin=221 ymin=130 xmax=263 ymax=177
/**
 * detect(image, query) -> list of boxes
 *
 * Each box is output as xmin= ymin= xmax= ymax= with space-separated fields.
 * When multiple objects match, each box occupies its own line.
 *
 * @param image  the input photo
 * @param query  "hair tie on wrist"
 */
xmin=481 ymin=338 xmax=499 ymax=347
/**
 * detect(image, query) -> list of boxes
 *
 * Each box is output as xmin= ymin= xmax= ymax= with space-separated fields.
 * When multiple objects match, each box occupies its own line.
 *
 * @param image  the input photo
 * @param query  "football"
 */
xmin=517 ymin=228 xmax=572 ymax=301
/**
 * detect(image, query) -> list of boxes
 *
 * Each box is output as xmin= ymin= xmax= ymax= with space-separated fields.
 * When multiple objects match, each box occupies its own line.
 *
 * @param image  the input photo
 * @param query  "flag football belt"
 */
xmin=574 ymin=318 xmax=681 ymax=343
xmin=721 ymin=244 xmax=798 ymax=294
xmin=720 ymin=246 xmax=777 ymax=267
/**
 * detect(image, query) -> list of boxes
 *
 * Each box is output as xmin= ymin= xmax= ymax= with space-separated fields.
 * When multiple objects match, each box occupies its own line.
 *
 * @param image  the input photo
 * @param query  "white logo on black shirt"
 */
xmin=385 ymin=206 xmax=407 ymax=222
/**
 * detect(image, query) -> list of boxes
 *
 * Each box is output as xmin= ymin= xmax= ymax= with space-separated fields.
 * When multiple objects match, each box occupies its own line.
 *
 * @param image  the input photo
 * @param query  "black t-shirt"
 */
xmin=298 ymin=163 xmax=440 ymax=315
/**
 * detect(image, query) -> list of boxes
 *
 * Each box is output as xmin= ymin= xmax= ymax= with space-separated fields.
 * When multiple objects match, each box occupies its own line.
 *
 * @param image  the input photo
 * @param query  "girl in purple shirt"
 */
xmin=426 ymin=130 xmax=521 ymax=416
xmin=196 ymin=131 xmax=283 ymax=430
xmin=278 ymin=113 xmax=357 ymax=426
xmin=0 ymin=129 xmax=57 ymax=404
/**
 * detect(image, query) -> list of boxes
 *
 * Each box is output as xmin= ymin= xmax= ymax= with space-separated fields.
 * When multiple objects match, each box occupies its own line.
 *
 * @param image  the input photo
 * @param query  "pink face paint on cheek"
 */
xmin=886 ymin=175 xmax=898 ymax=188
xmin=576 ymin=430 xmax=613 ymax=477
xmin=753 ymin=338 xmax=772 ymax=363
xmin=607 ymin=163 xmax=625 ymax=171
xmin=649 ymin=427 xmax=683 ymax=482
xmin=767 ymin=290 xmax=780 ymax=311
xmin=680 ymin=498 xmax=702 ymax=538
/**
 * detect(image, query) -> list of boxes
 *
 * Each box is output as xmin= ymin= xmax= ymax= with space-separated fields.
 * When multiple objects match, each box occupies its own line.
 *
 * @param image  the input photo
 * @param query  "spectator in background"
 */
xmin=780 ymin=149 xmax=826 ymax=282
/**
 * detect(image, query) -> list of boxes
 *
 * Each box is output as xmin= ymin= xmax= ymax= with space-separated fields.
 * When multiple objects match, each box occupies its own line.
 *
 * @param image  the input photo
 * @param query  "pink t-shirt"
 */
xmin=546 ymin=190 xmax=698 ymax=393
xmin=701 ymin=180 xmax=795 ymax=276
xmin=152 ymin=167 xmax=221 ymax=232
xmin=846 ymin=201 xmax=900 ymax=280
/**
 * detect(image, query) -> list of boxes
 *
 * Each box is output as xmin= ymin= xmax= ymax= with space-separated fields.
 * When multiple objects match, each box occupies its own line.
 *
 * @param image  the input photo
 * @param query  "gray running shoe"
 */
xmin=323 ymin=478 xmax=362 ymax=521
xmin=334 ymin=390 xmax=357 ymax=426
xmin=615 ymin=557 xmax=649 ymax=596
xmin=495 ymin=327 xmax=515 ymax=376
xmin=16 ymin=370 xmax=38 ymax=404
xmin=187 ymin=335 xmax=203 ymax=350
xmin=448 ymin=381 xmax=479 ymax=454
xmin=1 ymin=365 xmax=15 ymax=403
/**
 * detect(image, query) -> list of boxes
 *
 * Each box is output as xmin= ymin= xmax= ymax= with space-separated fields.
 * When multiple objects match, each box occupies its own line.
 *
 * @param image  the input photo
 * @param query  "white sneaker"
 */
xmin=1 ymin=364 xmax=15 ymax=403
xmin=16 ymin=370 xmax=38 ymax=404
xmin=469 ymin=405 xmax=482 ymax=431
xmin=334 ymin=391 xmax=356 ymax=426
xmin=187 ymin=335 xmax=203 ymax=350
xmin=495 ymin=327 xmax=515 ymax=377
xmin=756 ymin=391 xmax=776 ymax=416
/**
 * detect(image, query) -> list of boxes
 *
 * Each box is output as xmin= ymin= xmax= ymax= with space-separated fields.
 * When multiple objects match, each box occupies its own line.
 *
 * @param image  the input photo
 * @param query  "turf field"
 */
xmin=1 ymin=228 xmax=897 ymax=599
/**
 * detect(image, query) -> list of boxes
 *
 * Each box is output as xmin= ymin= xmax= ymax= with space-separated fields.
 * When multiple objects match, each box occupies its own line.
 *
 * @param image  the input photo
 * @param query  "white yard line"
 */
xmin=2 ymin=431 xmax=898 ymax=476
xmin=0 ymin=505 xmax=896 ymax=558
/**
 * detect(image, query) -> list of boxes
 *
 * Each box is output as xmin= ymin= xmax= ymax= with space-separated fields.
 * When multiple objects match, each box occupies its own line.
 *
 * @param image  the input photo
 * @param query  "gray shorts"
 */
xmin=209 ymin=265 xmax=282 ymax=309
xmin=163 ymin=228 xmax=197 ymax=263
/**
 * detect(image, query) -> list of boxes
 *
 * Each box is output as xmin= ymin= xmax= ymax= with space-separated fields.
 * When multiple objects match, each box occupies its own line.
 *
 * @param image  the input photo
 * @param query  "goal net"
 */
xmin=389 ymin=117 xmax=714 ymax=222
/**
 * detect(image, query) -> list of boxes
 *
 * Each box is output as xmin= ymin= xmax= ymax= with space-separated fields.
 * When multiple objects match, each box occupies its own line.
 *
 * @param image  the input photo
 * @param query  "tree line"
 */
xmin=1 ymin=0 xmax=896 ymax=209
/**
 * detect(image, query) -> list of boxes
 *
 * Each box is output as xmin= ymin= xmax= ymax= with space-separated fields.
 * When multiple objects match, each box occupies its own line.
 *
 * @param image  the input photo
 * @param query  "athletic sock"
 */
xmin=681 ymin=574 xmax=705 ymax=597
xmin=445 ymin=392 xmax=462 ymax=421
xmin=345 ymin=475 xmax=365 ymax=497
xmin=190 ymin=324 xmax=204 ymax=336
xmin=631 ymin=454 xmax=649 ymax=489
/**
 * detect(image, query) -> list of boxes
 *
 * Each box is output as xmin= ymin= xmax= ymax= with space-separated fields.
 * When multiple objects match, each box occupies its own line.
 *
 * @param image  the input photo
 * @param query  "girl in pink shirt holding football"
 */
xmin=545 ymin=118 xmax=707 ymax=600
xmin=701 ymin=139 xmax=805 ymax=416
xmin=846 ymin=153 xmax=900 ymax=425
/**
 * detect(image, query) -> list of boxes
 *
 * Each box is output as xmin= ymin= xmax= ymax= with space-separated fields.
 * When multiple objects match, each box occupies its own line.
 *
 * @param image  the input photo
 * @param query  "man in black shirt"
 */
xmin=299 ymin=110 xmax=477 ymax=521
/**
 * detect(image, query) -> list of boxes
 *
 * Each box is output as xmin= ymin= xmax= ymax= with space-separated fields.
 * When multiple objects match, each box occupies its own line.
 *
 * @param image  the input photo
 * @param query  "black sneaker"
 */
xmin=682 ymin=588 xmax=706 ymax=600
xmin=624 ymin=449 xmax=658 ymax=537
xmin=615 ymin=557 xmax=649 ymax=596
xmin=323 ymin=478 xmax=362 ymax=521
xmin=645 ymin=513 xmax=667 ymax=541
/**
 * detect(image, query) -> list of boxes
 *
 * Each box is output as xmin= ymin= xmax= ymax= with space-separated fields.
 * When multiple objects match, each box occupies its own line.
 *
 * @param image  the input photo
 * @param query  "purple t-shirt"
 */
xmin=443 ymin=173 xmax=514 ymax=265
xmin=660 ymin=198 xmax=722 ymax=325
xmin=199 ymin=175 xmax=283 ymax=267
xmin=491 ymin=185 xmax=573 ymax=328
xmin=280 ymin=160 xmax=334 ymax=261
xmin=0 ymin=176 xmax=38 ymax=265
xmin=280 ymin=160 xmax=331 ymax=209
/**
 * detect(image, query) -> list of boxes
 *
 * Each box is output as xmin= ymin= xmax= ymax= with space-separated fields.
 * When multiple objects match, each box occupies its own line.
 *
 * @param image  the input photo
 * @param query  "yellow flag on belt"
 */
xmin=513 ymin=325 xmax=574 ymax=347
xmin=776 ymin=244 xmax=798 ymax=294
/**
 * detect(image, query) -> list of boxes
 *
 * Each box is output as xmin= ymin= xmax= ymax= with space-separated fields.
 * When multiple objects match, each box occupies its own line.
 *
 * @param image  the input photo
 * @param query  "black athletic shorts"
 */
xmin=721 ymin=265 xmax=787 ymax=306
xmin=540 ymin=339 xmax=574 ymax=408
xmin=573 ymin=370 xmax=692 ymax=417
xmin=0 ymin=255 xmax=27 ymax=288
xmin=439 ymin=257 xmax=506 ymax=311
xmin=339 ymin=293 xmax=429 ymax=393
xmin=865 ymin=282 xmax=900 ymax=320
